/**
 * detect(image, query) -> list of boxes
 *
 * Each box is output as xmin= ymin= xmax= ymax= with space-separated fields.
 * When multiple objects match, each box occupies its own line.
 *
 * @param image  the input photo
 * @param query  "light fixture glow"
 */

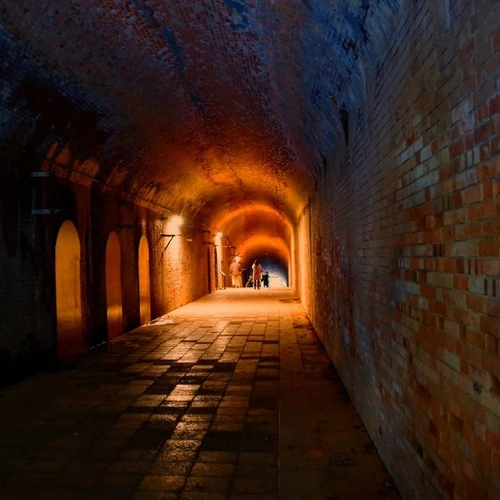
xmin=167 ymin=215 xmax=184 ymax=233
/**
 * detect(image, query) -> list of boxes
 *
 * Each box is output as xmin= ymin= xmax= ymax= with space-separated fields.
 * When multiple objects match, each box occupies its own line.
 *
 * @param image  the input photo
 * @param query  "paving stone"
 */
xmin=231 ymin=477 xmax=279 ymax=495
xmin=197 ymin=451 xmax=238 ymax=463
xmin=190 ymin=462 xmax=235 ymax=476
xmin=147 ymin=461 xmax=193 ymax=475
xmin=0 ymin=290 xmax=398 ymax=499
xmin=179 ymin=493 xmax=227 ymax=500
xmin=137 ymin=475 xmax=186 ymax=491
xmin=234 ymin=463 xmax=279 ymax=479
xmin=93 ymin=472 xmax=142 ymax=489
xmin=131 ymin=492 xmax=178 ymax=500
xmin=184 ymin=475 xmax=231 ymax=493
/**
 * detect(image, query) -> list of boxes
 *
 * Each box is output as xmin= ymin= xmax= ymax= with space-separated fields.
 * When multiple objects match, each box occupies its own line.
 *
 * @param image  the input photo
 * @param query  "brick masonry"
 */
xmin=304 ymin=1 xmax=500 ymax=498
xmin=0 ymin=133 xmax=214 ymax=382
xmin=0 ymin=0 xmax=498 ymax=498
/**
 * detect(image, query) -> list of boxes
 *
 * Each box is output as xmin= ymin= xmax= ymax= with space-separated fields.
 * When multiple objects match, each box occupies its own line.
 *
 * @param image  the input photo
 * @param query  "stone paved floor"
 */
xmin=0 ymin=289 xmax=399 ymax=499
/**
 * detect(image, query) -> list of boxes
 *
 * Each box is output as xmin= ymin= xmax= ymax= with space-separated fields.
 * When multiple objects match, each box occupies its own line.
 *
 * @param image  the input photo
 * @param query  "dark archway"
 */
xmin=105 ymin=231 xmax=123 ymax=339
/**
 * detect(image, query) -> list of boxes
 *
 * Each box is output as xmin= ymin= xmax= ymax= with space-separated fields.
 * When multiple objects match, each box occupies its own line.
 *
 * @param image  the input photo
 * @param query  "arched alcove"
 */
xmin=207 ymin=247 xmax=212 ymax=293
xmin=105 ymin=231 xmax=123 ymax=340
xmin=214 ymin=246 xmax=219 ymax=289
xmin=138 ymin=235 xmax=151 ymax=324
xmin=55 ymin=220 xmax=83 ymax=360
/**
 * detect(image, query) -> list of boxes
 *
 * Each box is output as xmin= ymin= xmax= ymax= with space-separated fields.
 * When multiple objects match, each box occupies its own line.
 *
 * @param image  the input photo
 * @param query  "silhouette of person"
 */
xmin=262 ymin=272 xmax=270 ymax=288
xmin=252 ymin=260 xmax=263 ymax=289
xmin=229 ymin=258 xmax=242 ymax=288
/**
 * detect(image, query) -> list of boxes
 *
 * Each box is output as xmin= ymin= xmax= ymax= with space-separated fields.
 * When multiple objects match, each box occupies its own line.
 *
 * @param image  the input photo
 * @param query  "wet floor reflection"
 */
xmin=0 ymin=289 xmax=398 ymax=499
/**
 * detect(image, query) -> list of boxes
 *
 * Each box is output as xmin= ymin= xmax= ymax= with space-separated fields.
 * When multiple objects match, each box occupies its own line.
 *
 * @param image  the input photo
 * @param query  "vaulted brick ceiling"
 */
xmin=1 ymin=0 xmax=400 ymax=248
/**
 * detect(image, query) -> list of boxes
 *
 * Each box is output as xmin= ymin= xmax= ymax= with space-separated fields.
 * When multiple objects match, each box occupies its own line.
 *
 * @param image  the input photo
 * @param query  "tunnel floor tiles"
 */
xmin=0 ymin=289 xmax=399 ymax=499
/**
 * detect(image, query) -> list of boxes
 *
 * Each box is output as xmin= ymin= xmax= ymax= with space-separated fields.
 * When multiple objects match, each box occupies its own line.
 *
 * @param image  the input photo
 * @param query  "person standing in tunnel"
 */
xmin=252 ymin=260 xmax=263 ymax=289
xmin=262 ymin=272 xmax=270 ymax=288
xmin=229 ymin=258 xmax=242 ymax=288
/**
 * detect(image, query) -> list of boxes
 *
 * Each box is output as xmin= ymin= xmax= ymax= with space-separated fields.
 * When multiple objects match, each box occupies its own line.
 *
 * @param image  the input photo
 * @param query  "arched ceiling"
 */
xmin=236 ymin=234 xmax=290 ymax=270
xmin=0 ymin=0 xmax=401 ymax=234
xmin=215 ymin=204 xmax=292 ymax=254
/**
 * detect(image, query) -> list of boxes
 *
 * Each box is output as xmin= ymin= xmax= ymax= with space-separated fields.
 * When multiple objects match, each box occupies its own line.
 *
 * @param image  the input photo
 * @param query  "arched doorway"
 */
xmin=214 ymin=247 xmax=219 ymax=290
xmin=105 ymin=232 xmax=123 ymax=340
xmin=55 ymin=220 xmax=83 ymax=360
xmin=207 ymin=248 xmax=212 ymax=293
xmin=138 ymin=235 xmax=151 ymax=324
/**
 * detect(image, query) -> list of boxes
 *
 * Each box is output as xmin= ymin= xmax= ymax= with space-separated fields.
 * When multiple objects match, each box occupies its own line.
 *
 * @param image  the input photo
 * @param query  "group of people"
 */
xmin=229 ymin=258 xmax=270 ymax=289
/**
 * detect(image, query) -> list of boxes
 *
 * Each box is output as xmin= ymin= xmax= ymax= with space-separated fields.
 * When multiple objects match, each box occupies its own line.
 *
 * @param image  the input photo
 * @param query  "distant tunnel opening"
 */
xmin=242 ymin=252 xmax=289 ymax=288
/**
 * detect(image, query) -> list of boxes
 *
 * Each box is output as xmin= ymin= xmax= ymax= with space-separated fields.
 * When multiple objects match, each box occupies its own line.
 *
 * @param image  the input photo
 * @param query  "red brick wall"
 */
xmin=304 ymin=1 xmax=500 ymax=498
xmin=0 ymin=137 xmax=211 ymax=383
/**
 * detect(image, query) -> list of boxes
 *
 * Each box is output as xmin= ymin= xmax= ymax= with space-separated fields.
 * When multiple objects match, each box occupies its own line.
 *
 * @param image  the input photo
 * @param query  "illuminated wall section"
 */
xmin=105 ymin=231 xmax=123 ymax=339
xmin=138 ymin=235 xmax=151 ymax=325
xmin=55 ymin=220 xmax=84 ymax=360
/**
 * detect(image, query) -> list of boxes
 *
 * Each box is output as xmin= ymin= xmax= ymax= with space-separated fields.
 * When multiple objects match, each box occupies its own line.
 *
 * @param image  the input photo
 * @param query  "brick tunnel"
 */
xmin=0 ymin=1 xmax=499 ymax=498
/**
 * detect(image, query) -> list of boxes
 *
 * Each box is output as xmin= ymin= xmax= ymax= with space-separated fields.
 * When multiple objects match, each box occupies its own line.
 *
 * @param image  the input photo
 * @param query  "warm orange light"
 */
xmin=237 ymin=234 xmax=289 ymax=264
xmin=105 ymin=231 xmax=123 ymax=340
xmin=55 ymin=220 xmax=83 ymax=360
xmin=214 ymin=204 xmax=292 ymax=236
xmin=138 ymin=235 xmax=151 ymax=325
xmin=166 ymin=215 xmax=184 ymax=233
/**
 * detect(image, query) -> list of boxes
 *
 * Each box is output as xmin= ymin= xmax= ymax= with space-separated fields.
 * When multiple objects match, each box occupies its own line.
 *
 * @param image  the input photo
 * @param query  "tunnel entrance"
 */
xmin=138 ymin=235 xmax=151 ymax=325
xmin=105 ymin=232 xmax=123 ymax=340
xmin=215 ymin=206 xmax=293 ymax=291
xmin=243 ymin=253 xmax=289 ymax=288
xmin=55 ymin=220 xmax=83 ymax=360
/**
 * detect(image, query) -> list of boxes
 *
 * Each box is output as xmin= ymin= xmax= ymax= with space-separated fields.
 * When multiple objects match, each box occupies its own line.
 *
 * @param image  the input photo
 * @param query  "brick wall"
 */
xmin=304 ymin=0 xmax=500 ymax=498
xmin=0 ymin=92 xmax=211 ymax=387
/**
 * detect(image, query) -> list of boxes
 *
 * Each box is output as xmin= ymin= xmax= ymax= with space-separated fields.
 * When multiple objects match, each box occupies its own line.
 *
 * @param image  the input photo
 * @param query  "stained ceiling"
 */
xmin=0 ymin=0 xmax=401 ymax=258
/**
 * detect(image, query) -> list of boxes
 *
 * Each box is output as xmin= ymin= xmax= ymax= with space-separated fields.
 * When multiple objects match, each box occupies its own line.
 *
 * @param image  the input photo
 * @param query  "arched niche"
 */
xmin=55 ymin=220 xmax=83 ymax=360
xmin=214 ymin=246 xmax=219 ymax=289
xmin=138 ymin=235 xmax=151 ymax=324
xmin=207 ymin=247 xmax=212 ymax=293
xmin=106 ymin=231 xmax=123 ymax=340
